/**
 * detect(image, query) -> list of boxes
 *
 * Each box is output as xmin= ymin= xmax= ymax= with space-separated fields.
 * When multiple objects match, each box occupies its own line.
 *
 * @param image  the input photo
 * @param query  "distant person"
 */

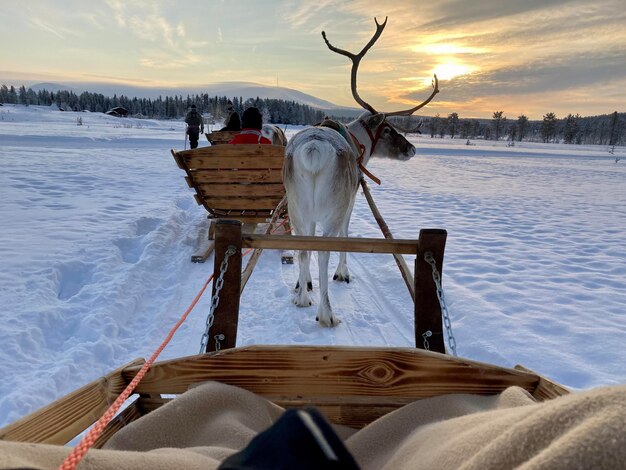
xmin=184 ymin=104 xmax=204 ymax=149
xmin=229 ymin=107 xmax=272 ymax=145
xmin=220 ymin=100 xmax=242 ymax=131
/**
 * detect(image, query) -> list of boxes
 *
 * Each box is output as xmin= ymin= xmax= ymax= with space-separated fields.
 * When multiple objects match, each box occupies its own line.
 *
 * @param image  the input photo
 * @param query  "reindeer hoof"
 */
xmin=307 ymin=281 xmax=313 ymax=291
xmin=295 ymin=281 xmax=299 ymax=289
xmin=333 ymin=274 xmax=351 ymax=283
xmin=315 ymin=316 xmax=318 ymax=321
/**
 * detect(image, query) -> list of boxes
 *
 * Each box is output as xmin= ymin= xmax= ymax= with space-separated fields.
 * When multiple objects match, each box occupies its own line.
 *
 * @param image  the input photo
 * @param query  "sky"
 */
xmin=1 ymin=104 xmax=625 ymax=428
xmin=1 ymin=0 xmax=625 ymax=119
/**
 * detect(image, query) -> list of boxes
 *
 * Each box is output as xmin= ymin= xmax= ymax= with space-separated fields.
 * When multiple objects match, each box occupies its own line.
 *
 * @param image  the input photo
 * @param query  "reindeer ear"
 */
xmin=364 ymin=113 xmax=386 ymax=130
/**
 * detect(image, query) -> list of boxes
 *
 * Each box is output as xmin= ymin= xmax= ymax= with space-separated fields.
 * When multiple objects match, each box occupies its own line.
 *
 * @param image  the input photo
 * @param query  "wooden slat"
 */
xmin=206 ymin=131 xmax=239 ymax=144
xmin=184 ymin=154 xmax=285 ymax=170
xmin=206 ymin=220 xmax=243 ymax=352
xmin=415 ymin=229 xmax=447 ymax=353
xmin=178 ymin=144 xmax=284 ymax=158
xmin=514 ymin=365 xmax=570 ymax=400
xmin=0 ymin=358 xmax=144 ymax=444
xmin=203 ymin=197 xmax=283 ymax=210
xmin=189 ymin=169 xmax=284 ymax=184
xmin=197 ymin=183 xmax=285 ymax=197
xmin=208 ymin=215 xmax=272 ymax=223
xmin=243 ymin=234 xmax=420 ymax=254
xmin=124 ymin=346 xmax=540 ymax=399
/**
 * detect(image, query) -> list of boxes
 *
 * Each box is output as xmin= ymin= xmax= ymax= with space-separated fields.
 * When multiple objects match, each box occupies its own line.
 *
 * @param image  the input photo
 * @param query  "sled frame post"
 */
xmin=414 ymin=229 xmax=447 ymax=354
xmin=205 ymin=220 xmax=243 ymax=353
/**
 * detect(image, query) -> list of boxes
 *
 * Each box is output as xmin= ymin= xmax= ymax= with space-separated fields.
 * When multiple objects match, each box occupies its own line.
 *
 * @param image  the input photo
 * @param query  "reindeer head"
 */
xmin=322 ymin=17 xmax=438 ymax=162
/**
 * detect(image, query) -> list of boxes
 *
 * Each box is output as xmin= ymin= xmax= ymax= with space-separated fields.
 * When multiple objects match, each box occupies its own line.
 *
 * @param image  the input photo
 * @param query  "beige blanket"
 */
xmin=1 ymin=382 xmax=624 ymax=469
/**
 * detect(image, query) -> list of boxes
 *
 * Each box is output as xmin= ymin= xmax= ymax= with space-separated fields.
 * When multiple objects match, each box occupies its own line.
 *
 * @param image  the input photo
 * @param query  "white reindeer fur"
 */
xmin=284 ymin=113 xmax=416 ymax=327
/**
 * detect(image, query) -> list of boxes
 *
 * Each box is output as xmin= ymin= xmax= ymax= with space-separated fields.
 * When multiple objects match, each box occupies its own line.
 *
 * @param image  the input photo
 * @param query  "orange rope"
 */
xmin=60 ymin=217 xmax=292 ymax=468
xmin=59 ymin=272 xmax=215 ymax=470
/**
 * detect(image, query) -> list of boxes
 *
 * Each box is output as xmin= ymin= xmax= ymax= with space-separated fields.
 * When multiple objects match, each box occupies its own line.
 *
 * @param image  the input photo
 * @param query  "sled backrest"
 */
xmin=171 ymin=145 xmax=286 ymax=222
xmin=206 ymin=131 xmax=239 ymax=145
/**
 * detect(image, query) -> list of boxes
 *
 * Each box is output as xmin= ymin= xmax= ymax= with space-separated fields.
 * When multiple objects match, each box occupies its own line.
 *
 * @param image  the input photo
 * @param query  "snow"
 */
xmin=1 ymin=104 xmax=625 ymax=428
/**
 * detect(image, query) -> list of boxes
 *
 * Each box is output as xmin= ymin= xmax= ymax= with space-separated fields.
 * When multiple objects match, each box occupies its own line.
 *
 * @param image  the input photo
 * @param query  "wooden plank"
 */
xmin=184 ymin=155 xmax=285 ymax=170
xmin=125 ymin=346 xmax=540 ymax=399
xmin=415 ymin=229 xmax=447 ymax=354
xmin=191 ymin=240 xmax=215 ymax=263
xmin=206 ymin=131 xmax=239 ymax=144
xmin=0 ymin=358 xmax=144 ymax=444
xmin=170 ymin=149 xmax=186 ymax=170
xmin=243 ymin=234 xmax=420 ymax=254
xmin=190 ymin=169 xmax=284 ymax=184
xmin=179 ymin=144 xmax=285 ymax=159
xmin=206 ymin=220 xmax=243 ymax=352
xmin=514 ymin=365 xmax=570 ymax=400
xmin=197 ymin=183 xmax=285 ymax=197
xmin=203 ymin=197 xmax=283 ymax=210
xmin=208 ymin=215 xmax=272 ymax=223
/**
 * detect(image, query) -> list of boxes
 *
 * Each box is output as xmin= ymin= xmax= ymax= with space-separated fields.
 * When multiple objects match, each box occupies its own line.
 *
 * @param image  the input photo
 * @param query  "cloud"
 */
xmin=27 ymin=17 xmax=80 ymax=40
xmin=283 ymin=0 xmax=334 ymax=27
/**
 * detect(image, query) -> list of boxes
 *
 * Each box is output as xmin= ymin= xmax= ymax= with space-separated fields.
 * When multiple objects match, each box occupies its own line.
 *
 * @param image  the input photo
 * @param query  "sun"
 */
xmin=424 ymin=61 xmax=476 ymax=85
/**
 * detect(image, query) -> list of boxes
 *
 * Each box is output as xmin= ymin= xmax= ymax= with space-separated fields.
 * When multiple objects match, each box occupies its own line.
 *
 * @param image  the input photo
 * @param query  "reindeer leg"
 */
xmin=293 ymin=221 xmax=314 ymax=307
xmin=316 ymin=249 xmax=340 ymax=327
xmin=334 ymin=195 xmax=356 ymax=283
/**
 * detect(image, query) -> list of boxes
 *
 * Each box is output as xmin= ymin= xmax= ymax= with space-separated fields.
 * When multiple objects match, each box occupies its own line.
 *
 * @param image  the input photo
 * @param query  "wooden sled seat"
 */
xmin=206 ymin=131 xmax=239 ymax=145
xmin=171 ymin=144 xmax=286 ymax=224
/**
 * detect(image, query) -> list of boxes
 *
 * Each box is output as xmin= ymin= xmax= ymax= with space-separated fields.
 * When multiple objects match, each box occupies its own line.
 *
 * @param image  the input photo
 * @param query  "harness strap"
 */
xmin=350 ymin=132 xmax=381 ymax=185
xmin=316 ymin=119 xmax=382 ymax=185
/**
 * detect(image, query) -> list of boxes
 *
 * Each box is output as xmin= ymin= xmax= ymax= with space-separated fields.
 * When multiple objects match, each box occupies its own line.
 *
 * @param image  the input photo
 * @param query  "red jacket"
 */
xmin=229 ymin=129 xmax=272 ymax=145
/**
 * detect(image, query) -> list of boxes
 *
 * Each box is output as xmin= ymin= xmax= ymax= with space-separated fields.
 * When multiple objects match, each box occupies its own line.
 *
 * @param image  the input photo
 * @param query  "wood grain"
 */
xmin=123 ymin=346 xmax=540 ymax=399
xmin=514 ymin=365 xmax=570 ymax=399
xmin=197 ymin=183 xmax=285 ymax=197
xmin=243 ymin=234 xmax=420 ymax=254
xmin=190 ymin=169 xmax=284 ymax=184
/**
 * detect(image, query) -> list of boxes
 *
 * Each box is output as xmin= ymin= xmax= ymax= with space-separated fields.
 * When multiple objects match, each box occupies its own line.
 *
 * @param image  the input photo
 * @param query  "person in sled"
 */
xmin=220 ymin=100 xmax=242 ymax=131
xmin=184 ymin=104 xmax=204 ymax=149
xmin=229 ymin=107 xmax=272 ymax=145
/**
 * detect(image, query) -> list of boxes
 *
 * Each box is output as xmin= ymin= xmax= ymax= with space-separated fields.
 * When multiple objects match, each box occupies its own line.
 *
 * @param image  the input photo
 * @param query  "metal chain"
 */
xmin=424 ymin=252 xmax=457 ymax=356
xmin=422 ymin=330 xmax=432 ymax=350
xmin=199 ymin=246 xmax=236 ymax=353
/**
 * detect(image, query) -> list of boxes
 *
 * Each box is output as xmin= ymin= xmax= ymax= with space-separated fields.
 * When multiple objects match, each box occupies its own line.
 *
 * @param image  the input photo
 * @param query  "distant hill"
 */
xmin=26 ymin=80 xmax=360 ymax=116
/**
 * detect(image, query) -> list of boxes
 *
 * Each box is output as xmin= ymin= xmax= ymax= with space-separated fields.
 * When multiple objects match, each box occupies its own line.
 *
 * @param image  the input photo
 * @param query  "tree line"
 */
xmin=417 ymin=111 xmax=625 ymax=146
xmin=0 ymin=84 xmax=326 ymax=126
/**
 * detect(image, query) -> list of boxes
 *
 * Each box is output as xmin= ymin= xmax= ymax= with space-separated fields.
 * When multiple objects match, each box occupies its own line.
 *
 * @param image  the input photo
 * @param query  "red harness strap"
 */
xmin=350 ymin=122 xmax=386 ymax=185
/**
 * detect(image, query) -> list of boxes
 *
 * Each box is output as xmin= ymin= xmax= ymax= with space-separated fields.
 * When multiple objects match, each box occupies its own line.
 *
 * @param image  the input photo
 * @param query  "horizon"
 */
xmin=1 ymin=0 xmax=625 ymax=120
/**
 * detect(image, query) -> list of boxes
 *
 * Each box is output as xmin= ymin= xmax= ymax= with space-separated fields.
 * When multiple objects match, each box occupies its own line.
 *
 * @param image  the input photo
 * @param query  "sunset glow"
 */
xmin=429 ymin=61 xmax=477 ymax=83
xmin=1 ymin=0 xmax=624 ymax=119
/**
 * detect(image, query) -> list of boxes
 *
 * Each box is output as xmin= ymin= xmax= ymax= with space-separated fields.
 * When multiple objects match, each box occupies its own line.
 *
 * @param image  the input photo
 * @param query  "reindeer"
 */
xmin=262 ymin=124 xmax=288 ymax=146
xmin=283 ymin=17 xmax=439 ymax=327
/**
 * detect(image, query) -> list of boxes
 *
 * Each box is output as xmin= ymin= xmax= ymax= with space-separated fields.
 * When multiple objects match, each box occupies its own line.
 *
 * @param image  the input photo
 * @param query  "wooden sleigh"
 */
xmin=171 ymin=137 xmax=288 ymax=262
xmin=0 ymin=220 xmax=569 ymax=449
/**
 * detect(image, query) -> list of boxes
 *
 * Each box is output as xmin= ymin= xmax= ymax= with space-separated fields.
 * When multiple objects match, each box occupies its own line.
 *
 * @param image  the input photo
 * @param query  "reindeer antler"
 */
xmin=385 ymin=75 xmax=439 ymax=117
xmin=322 ymin=17 xmax=439 ymax=117
xmin=322 ymin=17 xmax=388 ymax=115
